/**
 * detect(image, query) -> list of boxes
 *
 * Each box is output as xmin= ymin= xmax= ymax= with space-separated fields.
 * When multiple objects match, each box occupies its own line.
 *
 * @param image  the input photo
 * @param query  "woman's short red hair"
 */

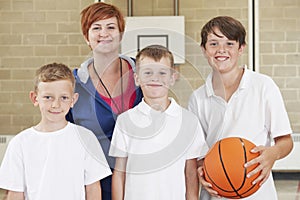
xmin=81 ymin=2 xmax=125 ymax=41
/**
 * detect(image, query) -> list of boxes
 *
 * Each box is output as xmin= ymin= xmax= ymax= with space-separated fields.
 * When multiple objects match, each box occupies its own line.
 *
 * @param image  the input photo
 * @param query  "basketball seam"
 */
xmin=239 ymin=138 xmax=259 ymax=198
xmin=238 ymin=138 xmax=249 ymax=195
xmin=219 ymin=138 xmax=243 ymax=198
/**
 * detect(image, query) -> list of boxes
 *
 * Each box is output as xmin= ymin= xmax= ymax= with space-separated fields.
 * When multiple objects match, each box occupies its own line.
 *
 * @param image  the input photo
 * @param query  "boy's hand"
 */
xmin=197 ymin=166 xmax=221 ymax=198
xmin=244 ymin=145 xmax=277 ymax=185
xmin=245 ymin=135 xmax=293 ymax=186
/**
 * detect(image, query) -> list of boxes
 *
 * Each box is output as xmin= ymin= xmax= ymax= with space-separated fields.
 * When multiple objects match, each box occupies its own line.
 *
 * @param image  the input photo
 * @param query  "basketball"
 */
xmin=203 ymin=137 xmax=260 ymax=199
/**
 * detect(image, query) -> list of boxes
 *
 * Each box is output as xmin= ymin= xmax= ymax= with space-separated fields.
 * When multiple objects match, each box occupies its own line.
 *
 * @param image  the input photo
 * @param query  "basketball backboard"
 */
xmin=121 ymin=16 xmax=185 ymax=64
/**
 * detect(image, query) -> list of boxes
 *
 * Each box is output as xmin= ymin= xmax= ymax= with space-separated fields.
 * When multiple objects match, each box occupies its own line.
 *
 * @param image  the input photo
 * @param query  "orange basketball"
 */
xmin=203 ymin=137 xmax=260 ymax=199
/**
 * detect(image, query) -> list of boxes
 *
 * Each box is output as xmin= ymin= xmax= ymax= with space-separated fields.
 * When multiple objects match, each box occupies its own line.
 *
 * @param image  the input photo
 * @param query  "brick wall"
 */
xmin=0 ymin=0 xmax=92 ymax=134
xmin=259 ymin=0 xmax=300 ymax=132
xmin=0 ymin=0 xmax=299 ymax=134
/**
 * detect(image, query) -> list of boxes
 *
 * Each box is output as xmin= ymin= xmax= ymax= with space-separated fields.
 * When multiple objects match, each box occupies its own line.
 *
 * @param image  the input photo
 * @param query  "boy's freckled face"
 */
xmin=135 ymin=57 xmax=175 ymax=99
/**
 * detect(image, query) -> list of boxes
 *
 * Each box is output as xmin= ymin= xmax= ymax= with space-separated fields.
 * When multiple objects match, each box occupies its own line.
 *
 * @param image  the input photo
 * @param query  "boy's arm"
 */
xmin=7 ymin=190 xmax=24 ymax=200
xmin=245 ymin=134 xmax=293 ymax=185
xmin=112 ymin=157 xmax=127 ymax=200
xmin=85 ymin=181 xmax=101 ymax=200
xmin=185 ymin=158 xmax=199 ymax=200
xmin=197 ymin=158 xmax=221 ymax=198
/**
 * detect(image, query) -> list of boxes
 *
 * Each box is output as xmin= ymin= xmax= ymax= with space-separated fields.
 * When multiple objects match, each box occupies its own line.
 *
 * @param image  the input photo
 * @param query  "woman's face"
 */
xmin=87 ymin=17 xmax=121 ymax=54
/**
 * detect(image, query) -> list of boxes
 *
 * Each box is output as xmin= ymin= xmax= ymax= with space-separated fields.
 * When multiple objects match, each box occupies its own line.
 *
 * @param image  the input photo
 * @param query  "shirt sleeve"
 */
xmin=84 ymin=149 xmax=112 ymax=185
xmin=0 ymin=137 xmax=25 ymax=192
xmin=109 ymin=118 xmax=128 ymax=158
xmin=265 ymin=80 xmax=292 ymax=138
xmin=84 ymin=135 xmax=112 ymax=185
xmin=186 ymin=119 xmax=209 ymax=160
xmin=187 ymin=92 xmax=199 ymax=116
xmin=77 ymin=127 xmax=112 ymax=185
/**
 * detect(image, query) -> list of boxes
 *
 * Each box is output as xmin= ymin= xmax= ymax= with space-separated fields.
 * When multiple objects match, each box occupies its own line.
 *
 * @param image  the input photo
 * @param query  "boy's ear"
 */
xmin=238 ymin=44 xmax=246 ymax=56
xmin=170 ymin=70 xmax=177 ymax=86
xmin=134 ymin=72 xmax=140 ymax=86
xmin=70 ymin=93 xmax=79 ymax=108
xmin=201 ymin=46 xmax=208 ymax=58
xmin=29 ymin=91 xmax=39 ymax=106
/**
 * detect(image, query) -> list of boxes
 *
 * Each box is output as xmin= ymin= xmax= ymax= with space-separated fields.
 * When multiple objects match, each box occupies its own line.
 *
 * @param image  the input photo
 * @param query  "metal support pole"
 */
xmin=248 ymin=0 xmax=259 ymax=72
xmin=174 ymin=0 xmax=179 ymax=16
xmin=128 ymin=0 xmax=133 ymax=16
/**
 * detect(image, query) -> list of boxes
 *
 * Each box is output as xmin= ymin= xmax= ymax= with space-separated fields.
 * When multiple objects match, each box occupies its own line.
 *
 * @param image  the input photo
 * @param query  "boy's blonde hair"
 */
xmin=34 ymin=63 xmax=75 ymax=92
xmin=136 ymin=45 xmax=174 ymax=70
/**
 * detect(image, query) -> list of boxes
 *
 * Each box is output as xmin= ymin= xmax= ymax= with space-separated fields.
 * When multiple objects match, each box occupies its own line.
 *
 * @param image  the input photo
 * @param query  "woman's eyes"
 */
xmin=107 ymin=26 xmax=116 ymax=30
xmin=91 ymin=26 xmax=116 ymax=31
xmin=92 ymin=27 xmax=100 ymax=31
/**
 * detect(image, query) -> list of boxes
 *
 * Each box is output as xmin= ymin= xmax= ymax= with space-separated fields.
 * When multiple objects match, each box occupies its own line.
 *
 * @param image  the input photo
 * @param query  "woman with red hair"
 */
xmin=67 ymin=3 xmax=143 ymax=200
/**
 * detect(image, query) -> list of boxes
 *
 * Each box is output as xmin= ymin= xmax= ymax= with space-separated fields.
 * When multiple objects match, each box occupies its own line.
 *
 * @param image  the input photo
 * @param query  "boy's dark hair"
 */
xmin=136 ymin=45 xmax=174 ymax=69
xmin=34 ymin=63 xmax=75 ymax=92
xmin=201 ymin=16 xmax=246 ymax=48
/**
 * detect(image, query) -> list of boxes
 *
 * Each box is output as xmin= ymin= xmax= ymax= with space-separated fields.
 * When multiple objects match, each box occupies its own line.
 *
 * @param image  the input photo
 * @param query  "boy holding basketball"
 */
xmin=109 ymin=45 xmax=208 ymax=200
xmin=0 ymin=63 xmax=112 ymax=200
xmin=188 ymin=16 xmax=293 ymax=199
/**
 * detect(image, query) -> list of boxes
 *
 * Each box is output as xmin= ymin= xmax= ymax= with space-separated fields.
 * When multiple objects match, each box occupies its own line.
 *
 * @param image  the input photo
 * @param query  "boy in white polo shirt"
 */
xmin=188 ymin=16 xmax=293 ymax=200
xmin=109 ymin=45 xmax=208 ymax=200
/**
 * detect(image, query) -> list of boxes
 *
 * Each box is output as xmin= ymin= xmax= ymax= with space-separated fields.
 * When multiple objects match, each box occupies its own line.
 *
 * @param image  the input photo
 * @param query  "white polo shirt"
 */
xmin=188 ymin=69 xmax=292 ymax=200
xmin=110 ymin=98 xmax=208 ymax=200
